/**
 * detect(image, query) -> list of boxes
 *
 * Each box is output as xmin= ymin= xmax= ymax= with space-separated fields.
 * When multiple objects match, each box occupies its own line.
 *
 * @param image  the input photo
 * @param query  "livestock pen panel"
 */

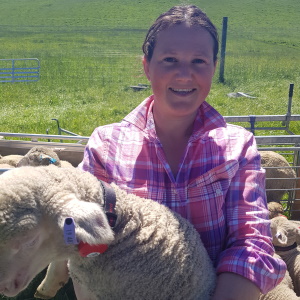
xmin=256 ymin=135 xmax=300 ymax=220
xmin=1 ymin=133 xmax=300 ymax=219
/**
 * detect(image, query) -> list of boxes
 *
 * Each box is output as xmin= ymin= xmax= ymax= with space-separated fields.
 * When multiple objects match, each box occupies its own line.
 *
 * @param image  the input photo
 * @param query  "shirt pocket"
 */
xmin=186 ymin=159 xmax=239 ymax=227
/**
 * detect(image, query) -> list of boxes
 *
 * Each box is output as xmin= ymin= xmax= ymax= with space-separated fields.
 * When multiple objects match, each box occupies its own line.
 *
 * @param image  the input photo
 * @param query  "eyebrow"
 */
xmin=160 ymin=50 xmax=210 ymax=57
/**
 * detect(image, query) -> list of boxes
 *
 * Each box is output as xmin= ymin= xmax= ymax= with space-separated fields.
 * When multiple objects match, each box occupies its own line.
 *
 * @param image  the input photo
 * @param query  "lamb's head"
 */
xmin=0 ymin=166 xmax=114 ymax=297
xmin=17 ymin=146 xmax=61 ymax=167
xmin=268 ymin=202 xmax=285 ymax=219
xmin=270 ymin=216 xmax=300 ymax=248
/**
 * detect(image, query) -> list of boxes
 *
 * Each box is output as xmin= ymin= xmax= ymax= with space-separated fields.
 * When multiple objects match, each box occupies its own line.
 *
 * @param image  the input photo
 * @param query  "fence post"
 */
xmin=12 ymin=59 xmax=15 ymax=83
xmin=287 ymin=83 xmax=294 ymax=115
xmin=219 ymin=17 xmax=228 ymax=83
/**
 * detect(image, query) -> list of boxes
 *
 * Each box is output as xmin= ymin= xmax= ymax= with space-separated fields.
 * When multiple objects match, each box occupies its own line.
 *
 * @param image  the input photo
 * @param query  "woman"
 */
xmin=79 ymin=5 xmax=286 ymax=299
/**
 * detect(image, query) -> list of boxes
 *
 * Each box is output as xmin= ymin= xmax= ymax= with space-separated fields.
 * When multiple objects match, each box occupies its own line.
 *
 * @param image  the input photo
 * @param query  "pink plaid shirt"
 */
xmin=79 ymin=95 xmax=286 ymax=293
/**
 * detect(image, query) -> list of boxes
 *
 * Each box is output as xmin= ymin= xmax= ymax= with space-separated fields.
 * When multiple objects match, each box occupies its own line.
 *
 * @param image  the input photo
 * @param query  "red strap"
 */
xmin=78 ymin=242 xmax=108 ymax=257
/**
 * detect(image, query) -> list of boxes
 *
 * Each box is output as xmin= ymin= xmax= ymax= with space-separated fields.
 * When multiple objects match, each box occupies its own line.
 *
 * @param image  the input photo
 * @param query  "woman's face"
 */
xmin=143 ymin=23 xmax=217 ymax=119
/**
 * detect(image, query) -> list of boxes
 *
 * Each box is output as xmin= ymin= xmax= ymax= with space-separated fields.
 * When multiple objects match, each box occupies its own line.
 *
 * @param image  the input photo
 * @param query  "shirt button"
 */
xmin=215 ymin=189 xmax=222 ymax=195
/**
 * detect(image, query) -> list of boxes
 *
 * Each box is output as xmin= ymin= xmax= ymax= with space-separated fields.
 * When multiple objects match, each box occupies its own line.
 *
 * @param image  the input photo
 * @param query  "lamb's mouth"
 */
xmin=169 ymin=88 xmax=196 ymax=96
xmin=3 ymin=277 xmax=30 ymax=297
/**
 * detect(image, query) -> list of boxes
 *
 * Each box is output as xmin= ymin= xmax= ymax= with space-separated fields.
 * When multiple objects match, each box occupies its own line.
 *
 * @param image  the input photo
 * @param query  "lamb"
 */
xmin=0 ymin=154 xmax=24 ymax=167
xmin=59 ymin=160 xmax=73 ymax=168
xmin=268 ymin=202 xmax=285 ymax=219
xmin=0 ymin=166 xmax=216 ymax=300
xmin=0 ymin=164 xmax=15 ymax=169
xmin=259 ymin=151 xmax=296 ymax=203
xmin=258 ymin=254 xmax=300 ymax=300
xmin=270 ymin=216 xmax=300 ymax=296
xmin=17 ymin=146 xmax=62 ymax=167
xmin=0 ymin=146 xmax=74 ymax=170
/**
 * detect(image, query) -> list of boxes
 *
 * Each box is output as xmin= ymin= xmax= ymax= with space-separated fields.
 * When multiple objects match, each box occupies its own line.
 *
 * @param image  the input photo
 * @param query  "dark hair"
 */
xmin=142 ymin=5 xmax=219 ymax=62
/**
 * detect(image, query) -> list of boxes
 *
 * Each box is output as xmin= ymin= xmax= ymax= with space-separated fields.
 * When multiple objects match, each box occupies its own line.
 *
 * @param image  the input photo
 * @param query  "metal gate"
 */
xmin=255 ymin=135 xmax=300 ymax=219
xmin=0 ymin=58 xmax=40 ymax=83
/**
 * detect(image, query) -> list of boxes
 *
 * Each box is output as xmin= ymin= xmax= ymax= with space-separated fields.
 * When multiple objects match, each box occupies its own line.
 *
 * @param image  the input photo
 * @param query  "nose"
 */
xmin=0 ymin=282 xmax=9 ymax=294
xmin=175 ymin=63 xmax=192 ymax=81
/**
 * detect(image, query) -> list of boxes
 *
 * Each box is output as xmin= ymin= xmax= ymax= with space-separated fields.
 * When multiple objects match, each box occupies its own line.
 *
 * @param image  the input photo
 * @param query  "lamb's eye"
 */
xmin=23 ymin=237 xmax=38 ymax=248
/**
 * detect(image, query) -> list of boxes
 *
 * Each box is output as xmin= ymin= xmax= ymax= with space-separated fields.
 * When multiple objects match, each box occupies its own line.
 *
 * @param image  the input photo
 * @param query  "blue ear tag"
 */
xmin=49 ymin=157 xmax=57 ymax=164
xmin=64 ymin=217 xmax=78 ymax=244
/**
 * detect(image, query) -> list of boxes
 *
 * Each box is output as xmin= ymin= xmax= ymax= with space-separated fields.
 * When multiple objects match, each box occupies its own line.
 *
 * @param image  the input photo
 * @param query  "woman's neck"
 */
xmin=153 ymin=110 xmax=196 ymax=177
xmin=153 ymin=105 xmax=196 ymax=140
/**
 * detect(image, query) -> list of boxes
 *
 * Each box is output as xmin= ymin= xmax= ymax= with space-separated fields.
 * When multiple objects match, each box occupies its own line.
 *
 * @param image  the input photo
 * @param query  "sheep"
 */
xmin=268 ymin=202 xmax=285 ymax=219
xmin=259 ymin=151 xmax=296 ymax=203
xmin=270 ymin=216 xmax=300 ymax=296
xmin=0 ymin=154 xmax=24 ymax=167
xmin=17 ymin=146 xmax=61 ymax=167
xmin=0 ymin=146 xmax=74 ymax=169
xmin=0 ymin=164 xmax=15 ymax=169
xmin=0 ymin=166 xmax=216 ymax=300
xmin=59 ymin=160 xmax=74 ymax=168
xmin=258 ymin=254 xmax=300 ymax=300
xmin=15 ymin=146 xmax=74 ymax=168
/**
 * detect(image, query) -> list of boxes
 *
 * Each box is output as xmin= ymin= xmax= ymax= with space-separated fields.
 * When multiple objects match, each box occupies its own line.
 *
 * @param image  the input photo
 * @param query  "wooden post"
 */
xmin=219 ymin=17 xmax=228 ymax=83
xmin=283 ymin=83 xmax=294 ymax=133
xmin=287 ymin=83 xmax=294 ymax=115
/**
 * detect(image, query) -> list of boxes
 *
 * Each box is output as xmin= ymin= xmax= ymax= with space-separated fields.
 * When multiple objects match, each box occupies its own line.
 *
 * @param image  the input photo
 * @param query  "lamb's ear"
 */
xmin=294 ymin=227 xmax=300 ymax=245
xmin=58 ymin=195 xmax=114 ymax=245
xmin=274 ymin=230 xmax=288 ymax=246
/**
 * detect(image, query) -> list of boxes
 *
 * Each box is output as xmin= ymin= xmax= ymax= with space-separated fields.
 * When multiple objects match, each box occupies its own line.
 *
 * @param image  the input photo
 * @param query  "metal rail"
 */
xmin=0 ymin=132 xmax=89 ymax=142
xmin=1 ymin=132 xmax=300 ymax=218
xmin=224 ymin=83 xmax=296 ymax=135
xmin=0 ymin=58 xmax=40 ymax=83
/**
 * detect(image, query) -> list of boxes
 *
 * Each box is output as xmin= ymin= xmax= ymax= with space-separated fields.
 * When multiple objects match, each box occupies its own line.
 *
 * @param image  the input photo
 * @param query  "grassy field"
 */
xmin=0 ymin=0 xmax=299 ymax=138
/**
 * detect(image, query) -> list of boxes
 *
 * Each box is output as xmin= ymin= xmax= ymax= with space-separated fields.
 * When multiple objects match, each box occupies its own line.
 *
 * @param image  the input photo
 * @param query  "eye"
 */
xmin=23 ymin=236 xmax=39 ymax=249
xmin=192 ymin=58 xmax=206 ymax=64
xmin=163 ymin=57 xmax=177 ymax=63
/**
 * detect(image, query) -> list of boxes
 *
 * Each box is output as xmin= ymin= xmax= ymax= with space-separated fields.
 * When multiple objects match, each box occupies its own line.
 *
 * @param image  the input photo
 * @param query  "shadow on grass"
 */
xmin=0 ymin=269 xmax=76 ymax=300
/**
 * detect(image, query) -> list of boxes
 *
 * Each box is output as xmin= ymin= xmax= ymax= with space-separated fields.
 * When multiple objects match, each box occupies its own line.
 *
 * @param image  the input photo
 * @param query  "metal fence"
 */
xmin=255 ymin=135 xmax=300 ymax=219
xmin=0 ymin=58 xmax=40 ymax=83
xmin=0 ymin=133 xmax=300 ymax=219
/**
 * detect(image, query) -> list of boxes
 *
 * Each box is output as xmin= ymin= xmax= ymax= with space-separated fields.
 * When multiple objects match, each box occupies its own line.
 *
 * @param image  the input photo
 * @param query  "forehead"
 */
xmin=154 ymin=24 xmax=214 ymax=55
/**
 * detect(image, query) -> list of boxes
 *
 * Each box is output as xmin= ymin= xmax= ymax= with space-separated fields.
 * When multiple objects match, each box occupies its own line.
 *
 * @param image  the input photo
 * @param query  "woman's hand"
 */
xmin=211 ymin=272 xmax=260 ymax=300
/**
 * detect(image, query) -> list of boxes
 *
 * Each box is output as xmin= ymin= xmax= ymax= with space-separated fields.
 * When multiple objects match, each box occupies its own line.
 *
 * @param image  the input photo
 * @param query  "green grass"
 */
xmin=0 ymin=0 xmax=299 ymax=137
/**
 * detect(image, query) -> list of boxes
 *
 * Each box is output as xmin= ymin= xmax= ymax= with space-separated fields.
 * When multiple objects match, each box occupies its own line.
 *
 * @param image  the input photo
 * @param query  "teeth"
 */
xmin=172 ymin=88 xmax=193 ymax=92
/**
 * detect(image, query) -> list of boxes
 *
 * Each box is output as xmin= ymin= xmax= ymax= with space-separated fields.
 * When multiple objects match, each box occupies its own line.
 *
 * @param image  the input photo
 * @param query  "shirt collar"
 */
xmin=123 ymin=95 xmax=227 ymax=141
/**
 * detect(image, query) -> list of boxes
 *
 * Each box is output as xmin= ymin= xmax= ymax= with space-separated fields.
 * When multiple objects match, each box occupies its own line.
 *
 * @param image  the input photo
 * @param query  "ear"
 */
xmin=143 ymin=56 xmax=151 ymax=81
xmin=274 ymin=230 xmax=288 ymax=246
xmin=17 ymin=156 xmax=29 ymax=167
xmin=213 ymin=59 xmax=217 ymax=75
xmin=57 ymin=195 xmax=114 ymax=245
xmin=295 ymin=227 xmax=300 ymax=245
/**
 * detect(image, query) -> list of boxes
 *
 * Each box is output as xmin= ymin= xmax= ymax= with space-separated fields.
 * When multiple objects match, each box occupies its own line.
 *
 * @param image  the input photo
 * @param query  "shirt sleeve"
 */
xmin=77 ymin=127 xmax=111 ymax=181
xmin=216 ymin=132 xmax=287 ymax=294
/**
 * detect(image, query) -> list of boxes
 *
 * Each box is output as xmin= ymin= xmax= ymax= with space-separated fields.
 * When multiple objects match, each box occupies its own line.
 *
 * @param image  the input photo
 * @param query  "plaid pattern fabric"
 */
xmin=79 ymin=96 xmax=286 ymax=293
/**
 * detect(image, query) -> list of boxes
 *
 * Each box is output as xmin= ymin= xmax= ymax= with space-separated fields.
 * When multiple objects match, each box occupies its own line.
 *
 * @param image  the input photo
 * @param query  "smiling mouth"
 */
xmin=170 ymin=88 xmax=196 ymax=95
